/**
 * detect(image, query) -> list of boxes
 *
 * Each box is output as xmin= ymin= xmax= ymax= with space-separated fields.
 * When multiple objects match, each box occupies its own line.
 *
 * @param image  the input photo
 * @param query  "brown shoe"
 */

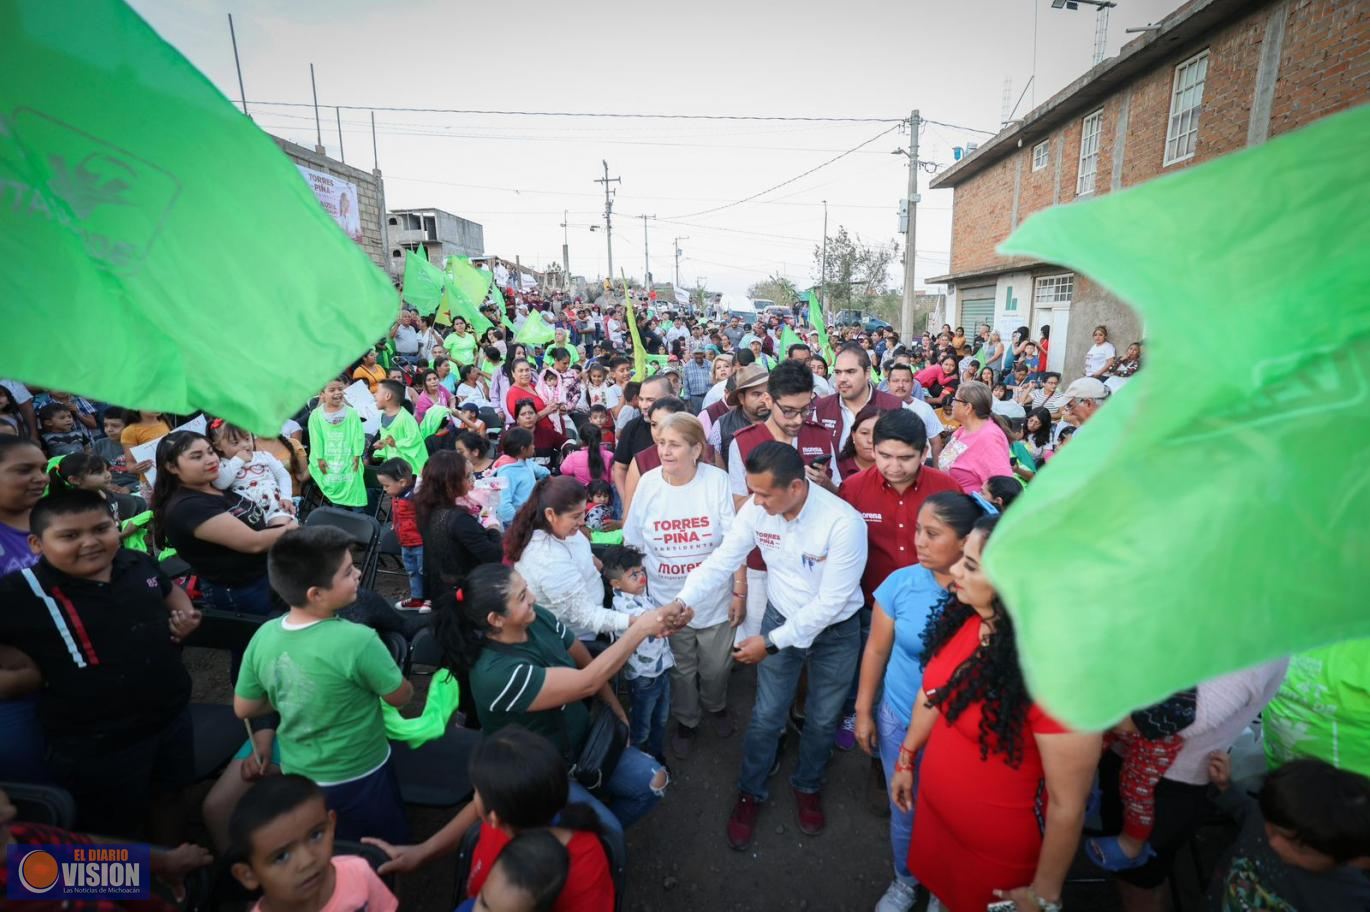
xmin=793 ymin=788 xmax=825 ymax=836
xmin=727 ymin=793 xmax=761 ymax=850
xmin=710 ymin=709 xmax=736 ymax=738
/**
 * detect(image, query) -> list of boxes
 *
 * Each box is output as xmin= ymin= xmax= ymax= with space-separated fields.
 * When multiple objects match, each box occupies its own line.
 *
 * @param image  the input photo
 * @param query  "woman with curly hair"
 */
xmin=889 ymin=516 xmax=1099 ymax=912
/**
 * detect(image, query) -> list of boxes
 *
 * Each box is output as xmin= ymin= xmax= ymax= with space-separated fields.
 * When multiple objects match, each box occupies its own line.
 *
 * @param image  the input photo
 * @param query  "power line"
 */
xmin=238 ymin=98 xmax=905 ymax=123
xmin=663 ymin=124 xmax=903 ymax=221
xmin=921 ymin=117 xmax=998 ymax=136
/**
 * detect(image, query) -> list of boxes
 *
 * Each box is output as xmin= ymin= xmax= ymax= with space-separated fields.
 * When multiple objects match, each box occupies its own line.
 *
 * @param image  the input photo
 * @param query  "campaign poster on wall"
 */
xmin=297 ymin=164 xmax=362 ymax=241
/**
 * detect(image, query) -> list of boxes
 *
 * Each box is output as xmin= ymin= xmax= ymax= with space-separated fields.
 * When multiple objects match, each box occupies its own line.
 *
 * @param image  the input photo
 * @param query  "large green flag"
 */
xmin=443 ymin=256 xmax=494 ymax=334
xmin=0 ymin=1 xmax=395 ymax=435
xmin=513 ymin=310 xmax=555 ymax=347
xmin=779 ymin=323 xmax=803 ymax=362
xmin=622 ymin=274 xmax=648 ymax=381
xmin=984 ymin=105 xmax=1370 ymax=730
xmin=401 ymin=249 xmax=446 ymax=316
xmin=807 ymin=290 xmax=833 ymax=362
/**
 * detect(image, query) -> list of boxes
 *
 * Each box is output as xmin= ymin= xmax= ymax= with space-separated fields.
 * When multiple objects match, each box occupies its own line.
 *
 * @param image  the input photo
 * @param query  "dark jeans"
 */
xmin=46 ymin=707 xmax=195 ymax=838
xmin=200 ymin=575 xmax=277 ymax=681
xmin=738 ymin=604 xmax=860 ymax=800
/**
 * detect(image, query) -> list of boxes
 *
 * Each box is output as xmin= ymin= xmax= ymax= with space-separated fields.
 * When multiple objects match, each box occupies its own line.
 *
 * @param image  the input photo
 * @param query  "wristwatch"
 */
xmin=763 ymin=633 xmax=779 ymax=655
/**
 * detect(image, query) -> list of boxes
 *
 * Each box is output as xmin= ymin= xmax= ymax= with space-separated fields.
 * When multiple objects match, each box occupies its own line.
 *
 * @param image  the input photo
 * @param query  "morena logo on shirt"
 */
xmin=860 ymin=512 xmax=884 ymax=523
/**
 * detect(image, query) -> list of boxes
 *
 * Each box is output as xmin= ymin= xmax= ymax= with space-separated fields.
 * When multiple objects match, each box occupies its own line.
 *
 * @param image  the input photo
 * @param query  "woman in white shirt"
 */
xmin=455 ymin=363 xmax=493 ymax=408
xmin=1084 ymin=325 xmax=1118 ymax=379
xmin=507 ymin=475 xmax=630 ymax=639
xmin=624 ymin=413 xmax=743 ymax=757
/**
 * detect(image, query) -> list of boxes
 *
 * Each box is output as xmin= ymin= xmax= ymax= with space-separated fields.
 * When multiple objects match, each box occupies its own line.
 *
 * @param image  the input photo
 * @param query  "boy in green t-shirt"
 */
xmin=370 ymin=379 xmax=428 ymax=474
xmin=234 ymin=526 xmax=413 ymax=843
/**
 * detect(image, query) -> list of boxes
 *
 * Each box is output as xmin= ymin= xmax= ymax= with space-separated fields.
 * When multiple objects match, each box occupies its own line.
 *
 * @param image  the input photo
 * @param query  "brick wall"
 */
xmin=1269 ymin=0 xmax=1370 ymax=135
xmin=945 ymin=0 xmax=1366 ymax=277
xmin=272 ymin=137 xmax=388 ymax=271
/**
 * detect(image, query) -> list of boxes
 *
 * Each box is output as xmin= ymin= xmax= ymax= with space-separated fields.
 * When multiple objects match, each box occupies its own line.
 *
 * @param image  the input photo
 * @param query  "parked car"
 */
xmin=833 ymin=309 xmax=893 ymax=333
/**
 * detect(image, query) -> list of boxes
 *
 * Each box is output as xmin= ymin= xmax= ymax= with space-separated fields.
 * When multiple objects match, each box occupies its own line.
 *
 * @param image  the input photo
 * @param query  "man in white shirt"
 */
xmin=670 ymin=441 xmax=867 ymax=852
xmin=884 ymin=363 xmax=944 ymax=463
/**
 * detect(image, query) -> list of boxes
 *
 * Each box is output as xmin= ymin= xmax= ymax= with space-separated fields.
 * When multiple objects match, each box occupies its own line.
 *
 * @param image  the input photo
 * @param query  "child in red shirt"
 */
xmin=376 ymin=459 xmax=426 ymax=610
xmin=463 ymin=728 xmax=614 ymax=912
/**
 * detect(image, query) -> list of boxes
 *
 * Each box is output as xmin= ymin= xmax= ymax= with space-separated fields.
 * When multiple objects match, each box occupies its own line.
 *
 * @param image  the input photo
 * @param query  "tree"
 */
xmin=747 ymin=273 xmax=799 ymax=307
xmin=813 ymin=227 xmax=900 ymax=312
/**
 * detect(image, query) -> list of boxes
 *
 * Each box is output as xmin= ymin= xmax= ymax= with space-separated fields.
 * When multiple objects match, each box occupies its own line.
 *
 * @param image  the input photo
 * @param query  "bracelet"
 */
xmin=732 ymin=591 xmax=746 ymax=598
xmin=894 ymin=757 xmax=916 ymax=774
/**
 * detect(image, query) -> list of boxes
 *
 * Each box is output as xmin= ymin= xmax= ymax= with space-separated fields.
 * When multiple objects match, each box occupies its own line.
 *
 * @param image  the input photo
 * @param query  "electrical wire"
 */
xmin=663 ymin=124 xmax=903 ymax=221
xmin=237 ymin=99 xmax=905 ymax=123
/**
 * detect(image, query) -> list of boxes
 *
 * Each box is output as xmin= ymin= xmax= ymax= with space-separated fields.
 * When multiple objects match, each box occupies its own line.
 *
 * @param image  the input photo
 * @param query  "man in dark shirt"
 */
xmin=611 ymin=374 xmax=673 ymax=500
xmin=0 ymin=491 xmax=201 ymax=839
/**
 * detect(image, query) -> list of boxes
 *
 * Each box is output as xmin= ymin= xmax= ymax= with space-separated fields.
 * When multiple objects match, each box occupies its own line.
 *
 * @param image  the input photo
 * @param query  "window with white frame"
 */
xmin=1032 ymin=140 xmax=1049 ymax=171
xmin=1165 ymin=50 xmax=1209 ymax=165
xmin=1076 ymin=110 xmax=1103 ymax=195
xmin=1034 ymin=274 xmax=1075 ymax=307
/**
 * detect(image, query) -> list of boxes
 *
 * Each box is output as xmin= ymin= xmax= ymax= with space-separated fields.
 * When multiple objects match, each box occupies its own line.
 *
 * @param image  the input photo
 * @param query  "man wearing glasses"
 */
xmin=1060 ymin=376 xmax=1110 ymax=430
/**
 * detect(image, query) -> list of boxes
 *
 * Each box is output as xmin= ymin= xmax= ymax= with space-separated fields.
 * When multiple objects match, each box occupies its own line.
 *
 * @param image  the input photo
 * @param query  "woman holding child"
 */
xmin=623 ymin=413 xmax=741 ymax=757
xmin=153 ymin=431 xmax=297 ymax=616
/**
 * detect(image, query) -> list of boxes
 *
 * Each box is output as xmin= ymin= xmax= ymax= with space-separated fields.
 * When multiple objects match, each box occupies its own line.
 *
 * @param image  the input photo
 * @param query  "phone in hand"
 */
xmin=986 ymin=903 xmax=1017 ymax=912
xmin=808 ymin=455 xmax=832 ymax=469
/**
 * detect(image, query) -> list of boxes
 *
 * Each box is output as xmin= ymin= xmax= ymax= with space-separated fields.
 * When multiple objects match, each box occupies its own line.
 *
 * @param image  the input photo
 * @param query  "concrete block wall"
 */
xmin=272 ymin=136 xmax=388 ymax=271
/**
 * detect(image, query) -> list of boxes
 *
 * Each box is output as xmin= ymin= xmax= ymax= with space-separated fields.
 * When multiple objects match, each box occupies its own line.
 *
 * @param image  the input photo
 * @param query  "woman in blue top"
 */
xmin=853 ymin=491 xmax=989 ymax=912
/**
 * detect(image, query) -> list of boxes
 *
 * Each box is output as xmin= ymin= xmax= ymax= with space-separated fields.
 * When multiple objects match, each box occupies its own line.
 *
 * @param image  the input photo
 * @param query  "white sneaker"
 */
xmin=874 ymin=879 xmax=918 ymax=912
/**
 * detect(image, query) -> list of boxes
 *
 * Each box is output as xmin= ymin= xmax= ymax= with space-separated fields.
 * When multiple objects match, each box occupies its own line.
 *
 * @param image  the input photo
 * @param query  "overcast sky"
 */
xmin=130 ymin=0 xmax=1178 ymax=299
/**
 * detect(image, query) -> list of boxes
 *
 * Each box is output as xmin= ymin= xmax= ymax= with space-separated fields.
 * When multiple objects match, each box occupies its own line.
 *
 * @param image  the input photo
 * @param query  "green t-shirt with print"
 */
xmin=470 ymin=606 xmax=588 ymax=757
xmin=235 ymin=615 xmax=404 ymax=783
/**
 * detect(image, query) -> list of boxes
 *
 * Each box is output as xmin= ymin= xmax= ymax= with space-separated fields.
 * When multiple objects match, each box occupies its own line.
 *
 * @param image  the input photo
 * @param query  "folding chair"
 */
xmin=181 ymin=607 xmax=269 ymax=655
xmin=189 ymin=703 xmax=246 ymax=782
xmin=378 ymin=628 xmax=410 ymax=676
xmin=373 ymin=528 xmax=408 ymax=589
xmin=390 ymin=722 xmax=480 ymax=809
xmin=305 ymin=507 xmax=382 ymax=589
xmin=1 ymin=781 xmax=76 ymax=828
xmin=408 ymin=626 xmax=444 ymax=674
xmin=334 ymin=839 xmax=398 ymax=889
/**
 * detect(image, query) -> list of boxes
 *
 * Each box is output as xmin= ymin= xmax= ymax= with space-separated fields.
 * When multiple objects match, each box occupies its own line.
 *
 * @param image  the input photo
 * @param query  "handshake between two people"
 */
xmin=634 ymin=599 xmax=694 ymax=638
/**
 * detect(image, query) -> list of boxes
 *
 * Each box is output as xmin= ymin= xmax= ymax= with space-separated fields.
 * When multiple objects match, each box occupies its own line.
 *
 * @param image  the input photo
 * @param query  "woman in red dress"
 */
xmin=889 ymin=515 xmax=1099 ymax=912
xmin=505 ymin=357 xmax=566 ymax=457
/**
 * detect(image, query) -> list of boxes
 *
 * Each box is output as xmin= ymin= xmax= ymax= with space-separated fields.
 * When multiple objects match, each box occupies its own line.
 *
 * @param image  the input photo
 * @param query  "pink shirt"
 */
xmin=251 ymin=856 xmax=396 ymax=912
xmin=937 ymin=420 xmax=1012 ymax=494
xmin=415 ymin=387 xmax=453 ymax=421
xmin=559 ymin=447 xmax=615 ymax=486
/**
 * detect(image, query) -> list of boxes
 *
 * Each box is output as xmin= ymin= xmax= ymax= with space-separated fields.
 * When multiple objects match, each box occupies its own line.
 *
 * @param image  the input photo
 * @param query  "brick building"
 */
xmin=272 ymin=136 xmax=389 ymax=271
xmin=929 ymin=0 xmax=1368 ymax=379
xmin=386 ymin=207 xmax=486 ymax=276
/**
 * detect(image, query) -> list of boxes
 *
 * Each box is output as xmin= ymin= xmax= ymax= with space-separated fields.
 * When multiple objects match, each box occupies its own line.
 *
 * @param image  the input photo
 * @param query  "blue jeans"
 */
xmin=200 ymin=575 xmax=276 ymax=616
xmin=738 ymin=604 xmax=860 ymax=800
xmin=567 ymin=744 xmax=665 ymax=833
xmin=627 ymin=673 xmax=670 ymax=762
xmin=877 ymin=698 xmax=919 ymax=886
xmin=400 ymin=545 xmax=424 ymax=600
xmin=842 ymin=604 xmax=874 ymax=715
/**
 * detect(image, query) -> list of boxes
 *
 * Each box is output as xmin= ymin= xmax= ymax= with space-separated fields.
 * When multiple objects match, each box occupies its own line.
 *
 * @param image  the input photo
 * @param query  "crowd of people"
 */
xmin=0 ymin=288 xmax=1366 ymax=912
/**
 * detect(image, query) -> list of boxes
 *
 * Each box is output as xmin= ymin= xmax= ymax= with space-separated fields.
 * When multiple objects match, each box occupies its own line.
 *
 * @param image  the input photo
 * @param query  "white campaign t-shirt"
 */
xmin=1084 ymin=341 xmax=1116 ymax=377
xmin=903 ymin=398 xmax=945 ymax=441
xmin=623 ymin=463 xmax=735 ymax=629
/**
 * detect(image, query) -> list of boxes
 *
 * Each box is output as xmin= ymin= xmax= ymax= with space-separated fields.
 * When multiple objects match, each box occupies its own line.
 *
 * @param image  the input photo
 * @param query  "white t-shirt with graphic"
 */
xmin=623 ymin=463 xmax=735 ymax=629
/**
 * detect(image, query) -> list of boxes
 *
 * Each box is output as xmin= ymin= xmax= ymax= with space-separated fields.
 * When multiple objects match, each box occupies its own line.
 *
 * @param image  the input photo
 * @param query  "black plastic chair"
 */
xmin=372 ymin=527 xmax=409 ymax=589
xmin=305 ymin=507 xmax=382 ymax=589
xmin=189 ymin=703 xmax=247 ymax=782
xmin=159 ymin=553 xmax=192 ymax=579
xmin=181 ymin=607 xmax=270 ymax=655
xmin=390 ymin=722 xmax=480 ymax=809
xmin=379 ymin=628 xmax=410 ymax=676
xmin=1 ymin=781 xmax=76 ymax=828
xmin=408 ymin=626 xmax=444 ymax=674
xmin=334 ymin=839 xmax=397 ymax=889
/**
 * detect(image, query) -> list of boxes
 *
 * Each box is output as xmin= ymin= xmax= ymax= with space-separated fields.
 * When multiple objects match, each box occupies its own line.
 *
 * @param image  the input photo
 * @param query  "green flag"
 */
xmin=514 ymin=310 xmax=555 ymax=347
xmin=779 ymin=323 xmax=803 ymax=361
xmin=443 ymin=257 xmax=494 ymax=334
xmin=983 ymin=105 xmax=1370 ymax=730
xmin=0 ymin=1 xmax=395 ymax=435
xmin=622 ymin=274 xmax=647 ymax=381
xmin=807 ymin=290 xmax=833 ymax=362
xmin=401 ymin=249 xmax=446 ymax=316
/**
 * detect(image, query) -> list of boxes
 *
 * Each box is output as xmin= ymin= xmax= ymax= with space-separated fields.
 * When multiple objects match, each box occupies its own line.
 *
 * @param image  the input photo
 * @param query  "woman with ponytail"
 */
xmin=889 ymin=516 xmax=1099 ymax=912
xmin=435 ymin=564 xmax=682 ymax=832
xmin=507 ymin=476 xmax=631 ymax=638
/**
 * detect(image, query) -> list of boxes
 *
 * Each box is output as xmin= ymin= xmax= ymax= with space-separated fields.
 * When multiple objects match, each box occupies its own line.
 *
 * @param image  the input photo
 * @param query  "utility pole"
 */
xmin=559 ymin=209 xmax=570 ymax=277
xmin=309 ymin=64 xmax=324 ymax=154
xmin=673 ymin=236 xmax=689 ymax=291
xmin=900 ymin=110 xmax=920 ymax=341
xmin=639 ymin=214 xmax=655 ymax=288
xmin=227 ymin=14 xmax=249 ymax=116
xmin=820 ymin=200 xmax=829 ymax=317
xmin=594 ymin=161 xmax=621 ymax=280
